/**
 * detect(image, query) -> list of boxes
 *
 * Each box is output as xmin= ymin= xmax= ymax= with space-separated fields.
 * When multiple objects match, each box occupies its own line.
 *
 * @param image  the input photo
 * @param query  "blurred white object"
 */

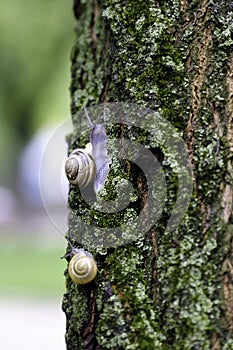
xmin=19 ymin=122 xmax=71 ymax=208
xmin=18 ymin=120 xmax=72 ymax=235
xmin=0 ymin=187 xmax=17 ymax=224
xmin=0 ymin=297 xmax=66 ymax=350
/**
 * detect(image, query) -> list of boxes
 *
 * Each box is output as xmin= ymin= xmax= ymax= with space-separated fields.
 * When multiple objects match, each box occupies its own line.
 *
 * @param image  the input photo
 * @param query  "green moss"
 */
xmin=103 ymin=0 xmax=187 ymax=128
xmin=157 ymin=223 xmax=221 ymax=349
xmin=62 ymin=277 xmax=90 ymax=349
xmin=70 ymin=0 xmax=110 ymax=115
xmin=97 ymin=246 xmax=164 ymax=349
xmin=64 ymin=0 xmax=233 ymax=349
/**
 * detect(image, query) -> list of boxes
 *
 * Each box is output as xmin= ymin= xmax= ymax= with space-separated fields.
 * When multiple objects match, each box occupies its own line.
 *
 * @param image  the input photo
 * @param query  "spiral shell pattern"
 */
xmin=68 ymin=250 xmax=97 ymax=285
xmin=65 ymin=149 xmax=96 ymax=188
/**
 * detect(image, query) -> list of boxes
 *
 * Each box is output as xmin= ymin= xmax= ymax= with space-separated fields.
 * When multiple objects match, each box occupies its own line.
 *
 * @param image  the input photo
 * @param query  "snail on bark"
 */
xmin=65 ymin=145 xmax=96 ymax=188
xmin=63 ymin=241 xmax=98 ymax=285
xmin=65 ymin=107 xmax=111 ymax=194
xmin=68 ymin=248 xmax=97 ymax=285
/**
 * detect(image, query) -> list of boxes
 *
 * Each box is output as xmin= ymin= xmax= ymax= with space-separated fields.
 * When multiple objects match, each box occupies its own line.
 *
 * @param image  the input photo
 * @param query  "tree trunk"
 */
xmin=62 ymin=1 xmax=233 ymax=349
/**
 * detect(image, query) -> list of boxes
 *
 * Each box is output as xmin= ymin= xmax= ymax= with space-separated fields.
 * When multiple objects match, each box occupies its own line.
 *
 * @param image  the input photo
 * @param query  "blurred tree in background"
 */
xmin=0 ymin=0 xmax=74 ymax=189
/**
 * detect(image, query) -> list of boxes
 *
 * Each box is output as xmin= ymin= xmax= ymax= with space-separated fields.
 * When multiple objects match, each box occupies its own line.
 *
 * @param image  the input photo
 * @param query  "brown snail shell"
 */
xmin=65 ymin=147 xmax=96 ymax=188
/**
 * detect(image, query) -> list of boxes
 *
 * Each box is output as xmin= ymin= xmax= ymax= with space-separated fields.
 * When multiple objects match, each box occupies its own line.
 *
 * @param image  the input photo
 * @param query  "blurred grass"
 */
xmin=0 ymin=0 xmax=73 ymax=298
xmin=0 ymin=243 xmax=67 ymax=297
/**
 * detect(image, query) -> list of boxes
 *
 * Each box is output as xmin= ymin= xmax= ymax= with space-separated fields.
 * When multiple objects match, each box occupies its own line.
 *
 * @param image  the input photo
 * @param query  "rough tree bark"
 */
xmin=62 ymin=1 xmax=233 ymax=349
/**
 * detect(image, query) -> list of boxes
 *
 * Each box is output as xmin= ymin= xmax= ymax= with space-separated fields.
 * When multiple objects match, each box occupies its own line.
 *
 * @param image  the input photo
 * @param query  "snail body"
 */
xmin=68 ymin=249 xmax=97 ymax=285
xmin=65 ymin=107 xmax=111 ymax=194
xmin=65 ymin=147 xmax=96 ymax=188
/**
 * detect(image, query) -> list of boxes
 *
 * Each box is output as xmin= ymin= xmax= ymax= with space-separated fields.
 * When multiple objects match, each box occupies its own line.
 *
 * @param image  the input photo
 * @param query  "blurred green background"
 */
xmin=0 ymin=2 xmax=76 ymax=348
xmin=0 ymin=0 xmax=74 ymax=298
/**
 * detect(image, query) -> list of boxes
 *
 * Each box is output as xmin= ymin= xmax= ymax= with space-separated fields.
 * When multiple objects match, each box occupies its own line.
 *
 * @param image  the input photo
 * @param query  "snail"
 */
xmin=63 ymin=240 xmax=98 ymax=285
xmin=65 ymin=107 xmax=111 ymax=194
xmin=65 ymin=145 xmax=96 ymax=188
xmin=68 ymin=249 xmax=98 ymax=285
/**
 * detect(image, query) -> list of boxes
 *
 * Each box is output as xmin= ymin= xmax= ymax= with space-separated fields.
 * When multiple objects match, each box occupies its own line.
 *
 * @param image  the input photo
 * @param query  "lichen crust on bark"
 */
xmin=62 ymin=1 xmax=233 ymax=349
